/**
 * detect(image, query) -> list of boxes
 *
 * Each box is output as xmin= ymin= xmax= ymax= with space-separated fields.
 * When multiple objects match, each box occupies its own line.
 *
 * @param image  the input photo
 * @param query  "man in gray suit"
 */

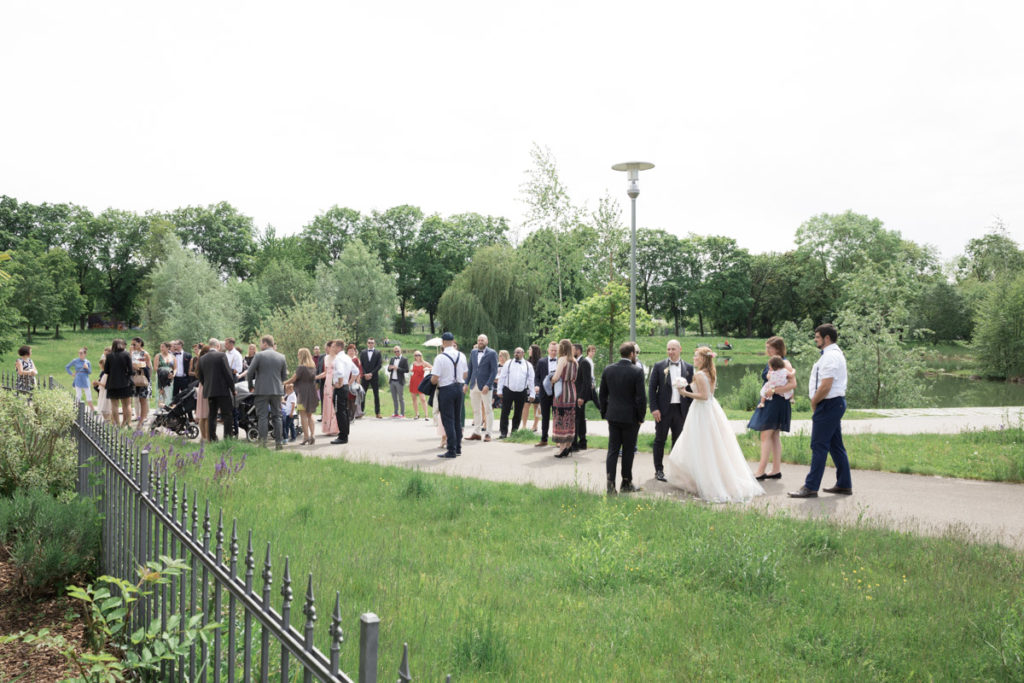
xmin=245 ymin=334 xmax=289 ymax=450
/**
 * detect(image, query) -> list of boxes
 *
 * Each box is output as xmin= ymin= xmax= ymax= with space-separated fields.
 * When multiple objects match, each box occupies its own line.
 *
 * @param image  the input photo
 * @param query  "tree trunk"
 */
xmin=428 ymin=311 xmax=435 ymax=335
xmin=54 ymin=324 xmax=62 ymax=340
xmin=698 ymin=312 xmax=705 ymax=336
xmin=399 ymin=299 xmax=408 ymax=333
xmin=673 ymin=311 xmax=680 ymax=336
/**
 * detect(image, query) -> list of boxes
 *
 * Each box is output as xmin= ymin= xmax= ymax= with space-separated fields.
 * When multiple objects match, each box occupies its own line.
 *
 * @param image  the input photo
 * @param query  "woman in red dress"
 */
xmin=408 ymin=350 xmax=433 ymax=420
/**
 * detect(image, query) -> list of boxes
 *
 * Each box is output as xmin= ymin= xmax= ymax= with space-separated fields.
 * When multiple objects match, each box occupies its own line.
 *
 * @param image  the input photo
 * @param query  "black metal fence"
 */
xmin=1 ymin=372 xmax=439 ymax=681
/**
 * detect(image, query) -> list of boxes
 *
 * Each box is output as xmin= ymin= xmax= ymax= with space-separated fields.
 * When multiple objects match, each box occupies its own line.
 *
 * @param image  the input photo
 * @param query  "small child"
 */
xmin=281 ymin=383 xmax=298 ymax=442
xmin=758 ymin=356 xmax=793 ymax=408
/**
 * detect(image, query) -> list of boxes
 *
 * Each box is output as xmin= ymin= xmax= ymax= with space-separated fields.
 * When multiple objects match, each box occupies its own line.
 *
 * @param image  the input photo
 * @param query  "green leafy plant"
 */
xmin=0 ymin=490 xmax=102 ymax=597
xmin=0 ymin=388 xmax=77 ymax=497
xmin=0 ymin=556 xmax=223 ymax=682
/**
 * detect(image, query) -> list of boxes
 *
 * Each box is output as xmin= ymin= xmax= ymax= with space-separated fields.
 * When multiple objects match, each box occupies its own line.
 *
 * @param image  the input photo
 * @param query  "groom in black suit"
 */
xmin=359 ymin=338 xmax=383 ymax=418
xmin=599 ymin=342 xmax=647 ymax=494
xmin=649 ymin=339 xmax=694 ymax=482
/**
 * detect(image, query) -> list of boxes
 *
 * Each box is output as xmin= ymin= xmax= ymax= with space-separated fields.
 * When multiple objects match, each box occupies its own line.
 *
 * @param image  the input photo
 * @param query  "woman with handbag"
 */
xmin=408 ymin=351 xmax=432 ymax=420
xmin=129 ymin=337 xmax=152 ymax=425
xmin=104 ymin=339 xmax=135 ymax=427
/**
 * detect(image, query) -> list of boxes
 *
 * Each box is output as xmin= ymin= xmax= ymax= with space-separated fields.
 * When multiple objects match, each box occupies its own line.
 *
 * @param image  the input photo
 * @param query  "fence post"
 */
xmin=77 ymin=401 xmax=88 ymax=494
xmin=359 ymin=613 xmax=380 ymax=683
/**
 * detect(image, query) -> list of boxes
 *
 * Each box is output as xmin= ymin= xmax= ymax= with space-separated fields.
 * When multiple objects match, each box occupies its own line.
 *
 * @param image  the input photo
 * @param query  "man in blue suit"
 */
xmin=466 ymin=333 xmax=499 ymax=441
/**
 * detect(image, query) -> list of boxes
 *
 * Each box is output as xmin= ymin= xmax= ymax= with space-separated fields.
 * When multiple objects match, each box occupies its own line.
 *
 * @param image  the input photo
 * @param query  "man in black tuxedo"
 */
xmin=196 ymin=338 xmax=237 ymax=440
xmin=171 ymin=339 xmax=192 ymax=397
xmin=532 ymin=341 xmax=559 ymax=447
xmin=649 ymin=339 xmax=694 ymax=482
xmin=359 ymin=338 xmax=383 ymax=418
xmin=599 ymin=342 xmax=647 ymax=494
xmin=571 ymin=343 xmax=594 ymax=452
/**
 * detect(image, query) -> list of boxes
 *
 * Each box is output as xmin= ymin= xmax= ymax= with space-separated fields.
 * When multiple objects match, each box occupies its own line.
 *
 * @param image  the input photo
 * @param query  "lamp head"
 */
xmin=611 ymin=161 xmax=654 ymax=200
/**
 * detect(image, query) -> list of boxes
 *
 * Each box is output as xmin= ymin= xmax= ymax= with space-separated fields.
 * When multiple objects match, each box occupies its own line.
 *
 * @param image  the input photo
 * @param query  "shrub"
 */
xmin=721 ymin=369 xmax=765 ymax=412
xmin=0 ymin=490 xmax=102 ymax=597
xmin=0 ymin=388 xmax=78 ymax=497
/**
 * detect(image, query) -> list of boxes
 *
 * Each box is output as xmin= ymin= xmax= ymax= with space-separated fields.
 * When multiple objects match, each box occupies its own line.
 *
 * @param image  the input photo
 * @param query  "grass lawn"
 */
xmin=147 ymin=435 xmax=1024 ymax=681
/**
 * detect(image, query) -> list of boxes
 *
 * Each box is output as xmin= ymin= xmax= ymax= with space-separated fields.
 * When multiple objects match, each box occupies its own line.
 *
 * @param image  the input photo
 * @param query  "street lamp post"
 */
xmin=611 ymin=161 xmax=654 ymax=342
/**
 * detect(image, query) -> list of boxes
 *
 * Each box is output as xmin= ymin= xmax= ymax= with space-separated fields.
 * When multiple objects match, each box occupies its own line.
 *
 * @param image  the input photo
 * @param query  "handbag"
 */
xmin=418 ymin=373 xmax=436 ymax=398
xmin=132 ymin=371 xmax=149 ymax=388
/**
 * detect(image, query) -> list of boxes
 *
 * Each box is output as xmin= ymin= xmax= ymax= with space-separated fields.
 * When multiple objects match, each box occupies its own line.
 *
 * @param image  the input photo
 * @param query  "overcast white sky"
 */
xmin=2 ymin=1 xmax=1022 ymax=262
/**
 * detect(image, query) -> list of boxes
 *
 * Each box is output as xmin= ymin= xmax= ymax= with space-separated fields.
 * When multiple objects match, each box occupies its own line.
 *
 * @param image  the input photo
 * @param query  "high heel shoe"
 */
xmin=554 ymin=447 xmax=571 ymax=458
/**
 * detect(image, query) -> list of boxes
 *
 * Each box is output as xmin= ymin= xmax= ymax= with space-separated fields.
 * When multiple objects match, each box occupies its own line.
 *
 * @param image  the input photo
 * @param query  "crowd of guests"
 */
xmin=19 ymin=322 xmax=851 ymax=503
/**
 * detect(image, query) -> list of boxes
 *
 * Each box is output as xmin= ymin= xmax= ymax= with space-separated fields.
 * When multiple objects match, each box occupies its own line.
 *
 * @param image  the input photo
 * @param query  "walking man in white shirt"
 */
xmin=789 ymin=323 xmax=852 ymax=498
xmin=496 ymin=346 xmax=535 ymax=438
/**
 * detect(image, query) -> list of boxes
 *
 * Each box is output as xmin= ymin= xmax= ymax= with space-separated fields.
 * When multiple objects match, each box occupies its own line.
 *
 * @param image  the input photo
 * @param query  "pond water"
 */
xmin=714 ymin=363 xmax=1024 ymax=408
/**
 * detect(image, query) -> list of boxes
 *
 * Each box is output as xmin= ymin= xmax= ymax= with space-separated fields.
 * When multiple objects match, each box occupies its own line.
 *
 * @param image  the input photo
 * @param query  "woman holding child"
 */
xmin=746 ymin=336 xmax=797 ymax=480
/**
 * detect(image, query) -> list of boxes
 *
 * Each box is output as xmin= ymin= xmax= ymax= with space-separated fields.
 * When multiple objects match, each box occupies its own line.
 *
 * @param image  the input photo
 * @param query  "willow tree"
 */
xmin=436 ymin=245 xmax=539 ymax=351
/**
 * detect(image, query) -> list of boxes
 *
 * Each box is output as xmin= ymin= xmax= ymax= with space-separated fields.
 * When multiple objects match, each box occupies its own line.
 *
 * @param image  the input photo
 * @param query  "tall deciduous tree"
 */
xmin=411 ymin=213 xmax=509 ymax=334
xmin=319 ymin=240 xmax=397 ymax=344
xmin=972 ymin=271 xmax=1024 ymax=380
xmin=89 ymin=209 xmax=150 ymax=324
xmin=260 ymin=299 xmax=347 ymax=368
xmin=358 ymin=205 xmax=423 ymax=332
xmin=551 ymin=281 xmax=654 ymax=366
xmin=6 ymin=244 xmax=58 ymax=341
xmin=41 ymin=249 xmax=85 ymax=339
xmin=686 ymin=235 xmax=752 ymax=335
xmin=836 ymin=263 xmax=925 ymax=408
xmin=166 ymin=202 xmax=257 ymax=279
xmin=300 ymin=206 xmax=363 ymax=271
xmin=436 ymin=245 xmax=539 ymax=352
xmin=519 ymin=144 xmax=581 ymax=311
xmin=142 ymin=236 xmax=240 ymax=347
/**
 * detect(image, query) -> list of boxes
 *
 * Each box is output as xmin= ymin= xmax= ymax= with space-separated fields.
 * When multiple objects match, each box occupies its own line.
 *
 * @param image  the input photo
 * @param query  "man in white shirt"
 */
xmin=224 ymin=338 xmax=244 ymax=377
xmin=789 ymin=323 xmax=852 ymax=498
xmin=330 ymin=343 xmax=359 ymax=445
xmin=434 ymin=332 xmax=468 ymax=458
xmin=496 ymin=346 xmax=535 ymax=438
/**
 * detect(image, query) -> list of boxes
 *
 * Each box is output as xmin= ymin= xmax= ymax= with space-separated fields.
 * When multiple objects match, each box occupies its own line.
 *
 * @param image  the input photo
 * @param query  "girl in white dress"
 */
xmin=665 ymin=346 xmax=765 ymax=504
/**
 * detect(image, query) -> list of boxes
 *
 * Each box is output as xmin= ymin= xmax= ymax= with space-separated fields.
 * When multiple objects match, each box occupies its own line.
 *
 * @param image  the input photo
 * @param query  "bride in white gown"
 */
xmin=665 ymin=346 xmax=765 ymax=504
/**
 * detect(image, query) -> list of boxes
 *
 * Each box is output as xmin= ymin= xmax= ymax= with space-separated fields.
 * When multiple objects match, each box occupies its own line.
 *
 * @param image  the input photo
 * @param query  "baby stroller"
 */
xmin=152 ymin=380 xmax=200 ymax=440
xmin=235 ymin=384 xmax=278 ymax=443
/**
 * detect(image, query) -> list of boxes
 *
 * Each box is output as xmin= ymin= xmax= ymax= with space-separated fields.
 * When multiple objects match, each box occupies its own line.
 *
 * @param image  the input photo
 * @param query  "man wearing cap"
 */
xmin=434 ymin=332 xmax=468 ymax=458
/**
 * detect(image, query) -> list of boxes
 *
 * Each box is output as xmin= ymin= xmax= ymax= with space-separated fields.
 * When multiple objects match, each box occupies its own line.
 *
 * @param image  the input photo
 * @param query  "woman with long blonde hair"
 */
xmin=550 ymin=338 xmax=578 ymax=458
xmin=663 ymin=346 xmax=764 ymax=503
xmin=285 ymin=347 xmax=320 ymax=445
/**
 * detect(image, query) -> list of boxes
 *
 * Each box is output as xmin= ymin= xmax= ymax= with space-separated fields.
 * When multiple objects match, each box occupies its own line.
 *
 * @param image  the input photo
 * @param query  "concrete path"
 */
xmin=584 ymin=405 xmax=1024 ymax=437
xmin=291 ymin=412 xmax=1024 ymax=550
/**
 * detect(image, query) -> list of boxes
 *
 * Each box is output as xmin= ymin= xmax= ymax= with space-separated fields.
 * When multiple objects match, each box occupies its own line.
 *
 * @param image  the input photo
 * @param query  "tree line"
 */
xmin=2 ymin=146 xmax=1022 ymax=388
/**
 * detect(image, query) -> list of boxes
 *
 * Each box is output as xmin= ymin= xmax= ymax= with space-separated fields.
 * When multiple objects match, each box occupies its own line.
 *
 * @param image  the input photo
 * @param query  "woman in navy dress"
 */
xmin=747 ymin=336 xmax=797 ymax=480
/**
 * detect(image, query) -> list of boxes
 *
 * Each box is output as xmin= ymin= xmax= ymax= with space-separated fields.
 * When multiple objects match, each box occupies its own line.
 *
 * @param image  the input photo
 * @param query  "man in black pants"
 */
xmin=648 ymin=339 xmax=694 ymax=481
xmin=197 ymin=338 xmax=237 ymax=440
xmin=358 ymin=338 xmax=383 ymax=418
xmin=571 ymin=343 xmax=594 ymax=452
xmin=599 ymin=342 xmax=647 ymax=494
xmin=496 ymin=346 xmax=535 ymax=438
xmin=532 ymin=341 xmax=558 ymax=447
xmin=331 ymin=342 xmax=358 ymax=445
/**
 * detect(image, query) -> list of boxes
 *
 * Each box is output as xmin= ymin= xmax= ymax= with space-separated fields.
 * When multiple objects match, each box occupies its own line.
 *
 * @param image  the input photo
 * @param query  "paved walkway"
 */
xmin=291 ymin=410 xmax=1024 ymax=550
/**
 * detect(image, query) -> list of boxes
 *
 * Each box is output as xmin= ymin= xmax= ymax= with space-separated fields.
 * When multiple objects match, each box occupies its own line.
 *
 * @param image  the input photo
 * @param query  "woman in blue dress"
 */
xmin=65 ymin=347 xmax=94 ymax=411
xmin=747 ymin=336 xmax=797 ymax=480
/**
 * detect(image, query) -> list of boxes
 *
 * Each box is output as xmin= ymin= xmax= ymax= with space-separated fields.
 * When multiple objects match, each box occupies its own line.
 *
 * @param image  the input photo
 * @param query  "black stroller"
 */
xmin=234 ymin=383 xmax=278 ymax=443
xmin=152 ymin=380 xmax=200 ymax=440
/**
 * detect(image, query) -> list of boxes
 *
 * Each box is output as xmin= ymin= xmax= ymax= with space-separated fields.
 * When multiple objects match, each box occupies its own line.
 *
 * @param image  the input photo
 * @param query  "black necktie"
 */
xmin=515 ymin=359 xmax=522 ymax=364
